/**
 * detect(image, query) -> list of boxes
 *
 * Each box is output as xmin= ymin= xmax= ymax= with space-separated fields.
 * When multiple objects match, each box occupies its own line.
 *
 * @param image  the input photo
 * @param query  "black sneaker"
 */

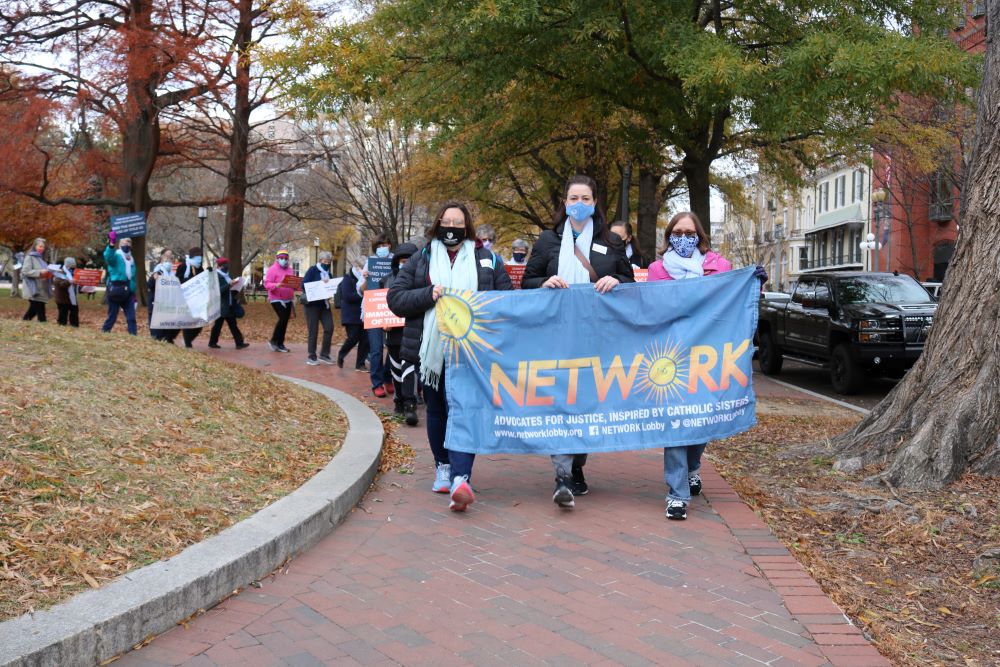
xmin=689 ymin=472 xmax=702 ymax=496
xmin=571 ymin=466 xmax=589 ymax=496
xmin=236 ymin=342 xmax=250 ymax=350
xmin=277 ymin=345 xmax=290 ymax=353
xmin=404 ymin=403 xmax=419 ymax=426
xmin=208 ymin=343 xmax=221 ymax=349
xmin=666 ymin=499 xmax=688 ymax=520
xmin=336 ymin=356 xmax=344 ymax=368
xmin=553 ymin=478 xmax=575 ymax=509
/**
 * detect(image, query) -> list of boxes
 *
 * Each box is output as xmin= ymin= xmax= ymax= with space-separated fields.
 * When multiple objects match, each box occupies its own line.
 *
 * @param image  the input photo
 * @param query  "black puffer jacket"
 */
xmin=387 ymin=242 xmax=513 ymax=363
xmin=380 ymin=243 xmax=419 ymax=348
xmin=522 ymin=219 xmax=635 ymax=288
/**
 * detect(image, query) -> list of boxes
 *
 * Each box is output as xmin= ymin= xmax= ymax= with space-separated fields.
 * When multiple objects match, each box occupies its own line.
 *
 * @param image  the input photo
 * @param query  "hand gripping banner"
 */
xmin=438 ymin=267 xmax=760 ymax=455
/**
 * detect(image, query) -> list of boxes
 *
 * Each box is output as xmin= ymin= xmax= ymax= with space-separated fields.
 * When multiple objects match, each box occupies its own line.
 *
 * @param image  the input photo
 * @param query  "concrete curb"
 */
xmin=0 ymin=375 xmax=383 ymax=667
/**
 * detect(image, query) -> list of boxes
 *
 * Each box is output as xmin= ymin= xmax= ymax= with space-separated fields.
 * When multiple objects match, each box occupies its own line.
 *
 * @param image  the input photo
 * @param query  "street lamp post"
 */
xmin=197 ymin=206 xmax=207 ymax=258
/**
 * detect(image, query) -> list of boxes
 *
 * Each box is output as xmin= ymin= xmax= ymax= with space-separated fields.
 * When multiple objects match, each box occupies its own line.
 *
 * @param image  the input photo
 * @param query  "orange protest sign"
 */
xmin=506 ymin=264 xmax=526 ymax=289
xmin=279 ymin=275 xmax=303 ymax=291
xmin=73 ymin=268 xmax=103 ymax=287
xmin=363 ymin=289 xmax=405 ymax=329
xmin=633 ymin=268 xmax=648 ymax=282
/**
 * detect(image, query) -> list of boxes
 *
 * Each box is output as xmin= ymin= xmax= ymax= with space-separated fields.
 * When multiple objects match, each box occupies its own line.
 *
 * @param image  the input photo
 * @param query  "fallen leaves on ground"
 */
xmin=0 ymin=319 xmax=346 ymax=621
xmin=712 ymin=400 xmax=1000 ymax=667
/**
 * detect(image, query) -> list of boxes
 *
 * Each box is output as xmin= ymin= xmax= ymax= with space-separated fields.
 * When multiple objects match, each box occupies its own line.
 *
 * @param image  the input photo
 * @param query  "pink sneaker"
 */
xmin=449 ymin=476 xmax=475 ymax=512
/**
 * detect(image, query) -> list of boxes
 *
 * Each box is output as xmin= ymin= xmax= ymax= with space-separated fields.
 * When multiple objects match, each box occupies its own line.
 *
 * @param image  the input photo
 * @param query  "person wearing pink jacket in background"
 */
xmin=264 ymin=248 xmax=296 ymax=352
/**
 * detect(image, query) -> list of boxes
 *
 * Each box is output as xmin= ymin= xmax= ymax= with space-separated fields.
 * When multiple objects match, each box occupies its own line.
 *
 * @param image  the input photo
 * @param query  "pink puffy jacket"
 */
xmin=647 ymin=251 xmax=733 ymax=281
xmin=264 ymin=261 xmax=296 ymax=301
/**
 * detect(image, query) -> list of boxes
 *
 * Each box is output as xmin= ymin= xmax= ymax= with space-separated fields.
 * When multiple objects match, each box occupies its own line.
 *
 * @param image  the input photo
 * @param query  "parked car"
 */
xmin=762 ymin=291 xmax=791 ymax=301
xmin=757 ymin=272 xmax=936 ymax=394
xmin=921 ymin=281 xmax=942 ymax=300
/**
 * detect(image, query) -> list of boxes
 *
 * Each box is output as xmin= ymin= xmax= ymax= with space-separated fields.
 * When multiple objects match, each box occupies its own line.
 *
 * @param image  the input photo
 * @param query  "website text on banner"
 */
xmin=150 ymin=270 xmax=221 ymax=329
xmin=439 ymin=267 xmax=760 ymax=455
xmin=363 ymin=289 xmax=405 ymax=329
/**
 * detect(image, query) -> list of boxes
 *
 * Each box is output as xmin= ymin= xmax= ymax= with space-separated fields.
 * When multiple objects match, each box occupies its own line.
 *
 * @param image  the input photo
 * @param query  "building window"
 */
xmin=852 ymin=170 xmax=864 ymax=202
xmin=292 ymin=261 xmax=301 ymax=274
xmin=973 ymin=2 xmax=986 ymax=18
xmin=267 ymin=124 xmax=276 ymax=139
xmin=799 ymin=246 xmax=808 ymax=271
xmin=281 ymin=183 xmax=295 ymax=201
xmin=835 ymin=175 xmax=846 ymax=208
xmin=818 ymin=183 xmax=829 ymax=213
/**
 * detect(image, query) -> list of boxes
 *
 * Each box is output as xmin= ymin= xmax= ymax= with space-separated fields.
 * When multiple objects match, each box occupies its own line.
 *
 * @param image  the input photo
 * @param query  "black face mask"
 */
xmin=121 ymin=246 xmax=132 ymax=255
xmin=437 ymin=226 xmax=466 ymax=247
xmin=512 ymin=252 xmax=527 ymax=263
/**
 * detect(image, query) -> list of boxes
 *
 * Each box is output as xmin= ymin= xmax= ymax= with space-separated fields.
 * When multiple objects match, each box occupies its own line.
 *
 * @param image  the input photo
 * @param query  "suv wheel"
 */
xmin=757 ymin=331 xmax=783 ymax=375
xmin=830 ymin=344 xmax=864 ymax=395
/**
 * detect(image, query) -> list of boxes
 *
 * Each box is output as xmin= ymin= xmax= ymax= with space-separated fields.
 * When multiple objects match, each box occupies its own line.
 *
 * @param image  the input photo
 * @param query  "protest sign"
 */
xmin=150 ymin=270 xmax=220 ymax=328
xmin=366 ymin=256 xmax=393 ymax=285
xmin=303 ymin=277 xmax=343 ymax=302
xmin=633 ymin=268 xmax=648 ymax=282
xmin=279 ymin=275 xmax=303 ymax=291
xmin=72 ymin=269 xmax=103 ymax=287
xmin=111 ymin=212 xmax=147 ymax=238
xmin=505 ymin=264 xmax=526 ymax=289
xmin=363 ymin=289 xmax=405 ymax=329
xmin=438 ymin=268 xmax=759 ymax=455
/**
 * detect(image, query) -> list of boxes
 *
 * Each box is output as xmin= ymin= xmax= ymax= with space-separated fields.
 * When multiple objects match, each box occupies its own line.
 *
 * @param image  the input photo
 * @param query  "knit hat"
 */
xmin=216 ymin=257 xmax=229 ymax=267
xmin=188 ymin=247 xmax=202 ymax=257
xmin=276 ymin=248 xmax=289 ymax=257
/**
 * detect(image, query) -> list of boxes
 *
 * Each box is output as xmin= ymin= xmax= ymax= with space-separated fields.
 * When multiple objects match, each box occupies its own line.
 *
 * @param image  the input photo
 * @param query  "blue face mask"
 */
xmin=566 ymin=201 xmax=595 ymax=222
xmin=277 ymin=258 xmax=289 ymax=267
xmin=669 ymin=234 xmax=700 ymax=258
xmin=375 ymin=246 xmax=390 ymax=259
xmin=190 ymin=256 xmax=203 ymax=268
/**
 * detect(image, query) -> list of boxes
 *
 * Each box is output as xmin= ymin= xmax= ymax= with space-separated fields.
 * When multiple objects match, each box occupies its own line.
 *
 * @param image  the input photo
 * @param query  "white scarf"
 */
xmin=556 ymin=218 xmax=594 ymax=284
xmin=319 ymin=263 xmax=333 ymax=281
xmin=184 ymin=256 xmax=200 ymax=279
xmin=117 ymin=249 xmax=135 ymax=280
xmin=419 ymin=239 xmax=478 ymax=390
xmin=661 ymin=248 xmax=706 ymax=280
xmin=153 ymin=261 xmax=174 ymax=277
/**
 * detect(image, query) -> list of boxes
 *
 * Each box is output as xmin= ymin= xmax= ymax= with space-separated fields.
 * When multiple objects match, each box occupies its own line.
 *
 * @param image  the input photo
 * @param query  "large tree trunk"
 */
xmin=636 ymin=166 xmax=660 ymax=258
xmin=682 ymin=156 xmax=712 ymax=237
xmin=224 ymin=0 xmax=253 ymax=275
xmin=830 ymin=4 xmax=1000 ymax=488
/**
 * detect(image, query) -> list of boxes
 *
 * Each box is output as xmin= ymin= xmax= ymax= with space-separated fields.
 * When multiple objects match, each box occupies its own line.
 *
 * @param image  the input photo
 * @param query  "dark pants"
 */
xmin=338 ymin=323 xmax=369 ymax=368
xmin=305 ymin=306 xmax=333 ymax=359
xmin=270 ymin=302 xmax=292 ymax=347
xmin=423 ymin=368 xmax=475 ymax=483
xmin=368 ymin=328 xmax=388 ymax=388
xmin=209 ymin=316 xmax=245 ymax=346
xmin=23 ymin=300 xmax=46 ymax=322
xmin=103 ymin=296 xmax=137 ymax=335
xmin=387 ymin=343 xmax=417 ymax=409
xmin=552 ymin=453 xmax=588 ymax=480
xmin=181 ymin=328 xmax=202 ymax=347
xmin=57 ymin=303 xmax=79 ymax=327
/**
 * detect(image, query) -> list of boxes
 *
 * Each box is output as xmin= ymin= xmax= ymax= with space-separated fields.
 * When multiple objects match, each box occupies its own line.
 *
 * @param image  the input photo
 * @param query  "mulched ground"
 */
xmin=712 ymin=402 xmax=1000 ymax=667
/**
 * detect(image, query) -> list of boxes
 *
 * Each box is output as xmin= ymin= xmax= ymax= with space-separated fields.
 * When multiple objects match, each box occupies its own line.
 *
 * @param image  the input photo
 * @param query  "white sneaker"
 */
xmin=449 ymin=475 xmax=475 ymax=511
xmin=432 ymin=463 xmax=451 ymax=493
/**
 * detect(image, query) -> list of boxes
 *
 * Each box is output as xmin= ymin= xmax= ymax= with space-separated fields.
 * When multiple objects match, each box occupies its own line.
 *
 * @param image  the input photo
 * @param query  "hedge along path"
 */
xmin=0 ymin=320 xmax=346 ymax=621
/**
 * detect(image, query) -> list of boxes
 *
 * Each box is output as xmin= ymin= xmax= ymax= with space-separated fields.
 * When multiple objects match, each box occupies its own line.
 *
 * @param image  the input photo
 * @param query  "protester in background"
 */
xmin=11 ymin=251 xmax=25 ymax=298
xmin=102 ymin=232 xmax=138 ymax=335
xmin=147 ymin=248 xmax=178 ymax=342
xmin=609 ymin=221 xmax=650 ymax=269
xmin=208 ymin=257 xmax=249 ymax=350
xmin=523 ymin=174 xmax=634 ymax=509
xmin=381 ymin=242 xmax=419 ymax=425
xmin=360 ymin=234 xmax=394 ymax=397
xmin=264 ymin=248 xmax=295 ymax=353
xmin=388 ymin=201 xmax=513 ymax=512
xmin=177 ymin=247 xmax=205 ymax=347
xmin=53 ymin=256 xmax=79 ymax=327
xmin=301 ymin=250 xmax=337 ymax=365
xmin=336 ymin=259 xmax=368 ymax=370
xmin=20 ymin=238 xmax=52 ymax=322
xmin=509 ymin=238 xmax=530 ymax=265
xmin=647 ymin=211 xmax=766 ymax=520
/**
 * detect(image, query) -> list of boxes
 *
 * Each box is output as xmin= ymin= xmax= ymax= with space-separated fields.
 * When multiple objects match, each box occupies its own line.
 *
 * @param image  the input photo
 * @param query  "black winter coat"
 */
xmin=522 ymin=220 xmax=635 ymax=289
xmin=387 ymin=244 xmax=513 ymax=363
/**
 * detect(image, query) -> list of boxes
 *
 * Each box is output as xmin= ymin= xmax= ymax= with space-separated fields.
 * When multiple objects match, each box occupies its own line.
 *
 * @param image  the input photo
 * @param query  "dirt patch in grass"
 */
xmin=711 ymin=399 xmax=1000 ymax=666
xmin=0 ymin=320 xmax=348 ymax=621
xmin=0 ymin=295 xmax=349 ymax=346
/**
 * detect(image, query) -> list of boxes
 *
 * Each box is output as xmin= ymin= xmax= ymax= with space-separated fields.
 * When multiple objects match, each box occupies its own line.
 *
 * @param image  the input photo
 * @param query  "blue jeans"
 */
xmin=103 ymin=297 xmax=137 ymax=335
xmin=422 ymin=368 xmax=475 ymax=482
xmin=663 ymin=444 xmax=706 ymax=503
xmin=368 ymin=329 xmax=388 ymax=388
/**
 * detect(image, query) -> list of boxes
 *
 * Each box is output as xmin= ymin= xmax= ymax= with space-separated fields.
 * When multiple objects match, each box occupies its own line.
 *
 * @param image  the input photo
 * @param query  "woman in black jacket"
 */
xmin=522 ymin=174 xmax=634 ymax=509
xmin=387 ymin=202 xmax=512 ymax=512
xmin=609 ymin=221 xmax=650 ymax=269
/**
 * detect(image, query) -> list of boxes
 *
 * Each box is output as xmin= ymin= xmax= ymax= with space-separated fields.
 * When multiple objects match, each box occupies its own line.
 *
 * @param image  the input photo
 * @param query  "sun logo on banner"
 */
xmin=635 ymin=339 xmax=689 ymax=404
xmin=436 ymin=289 xmax=506 ymax=370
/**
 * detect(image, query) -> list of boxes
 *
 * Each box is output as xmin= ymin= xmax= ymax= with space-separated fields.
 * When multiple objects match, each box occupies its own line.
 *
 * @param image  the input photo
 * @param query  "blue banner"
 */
xmin=439 ymin=267 xmax=760 ymax=454
xmin=111 ymin=211 xmax=147 ymax=238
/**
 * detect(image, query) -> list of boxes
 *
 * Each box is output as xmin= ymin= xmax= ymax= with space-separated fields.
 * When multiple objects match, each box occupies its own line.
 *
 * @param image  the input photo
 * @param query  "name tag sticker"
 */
xmin=480 ymin=258 xmax=493 ymax=268
xmin=592 ymin=244 xmax=608 ymax=255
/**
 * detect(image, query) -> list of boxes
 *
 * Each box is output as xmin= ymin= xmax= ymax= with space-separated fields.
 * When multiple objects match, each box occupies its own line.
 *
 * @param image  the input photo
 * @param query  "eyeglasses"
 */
xmin=440 ymin=218 xmax=465 ymax=226
xmin=671 ymin=231 xmax=698 ymax=239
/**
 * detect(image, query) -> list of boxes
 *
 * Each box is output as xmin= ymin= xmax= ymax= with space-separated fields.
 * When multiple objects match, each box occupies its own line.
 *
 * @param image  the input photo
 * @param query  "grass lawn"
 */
xmin=0 ymin=319 xmax=347 ymax=621
xmin=713 ymin=400 xmax=1000 ymax=667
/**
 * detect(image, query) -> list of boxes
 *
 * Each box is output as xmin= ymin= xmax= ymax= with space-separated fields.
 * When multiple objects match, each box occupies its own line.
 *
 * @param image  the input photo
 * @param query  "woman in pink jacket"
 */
xmin=264 ymin=249 xmax=296 ymax=352
xmin=648 ymin=211 xmax=731 ymax=521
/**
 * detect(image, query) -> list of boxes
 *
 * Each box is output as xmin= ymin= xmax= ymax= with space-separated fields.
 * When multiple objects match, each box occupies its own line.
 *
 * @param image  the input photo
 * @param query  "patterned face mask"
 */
xmin=668 ymin=234 xmax=699 ymax=258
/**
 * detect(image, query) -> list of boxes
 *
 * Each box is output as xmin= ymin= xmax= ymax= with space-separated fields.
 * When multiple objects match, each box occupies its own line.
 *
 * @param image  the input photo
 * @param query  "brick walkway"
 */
xmin=115 ymin=339 xmax=889 ymax=667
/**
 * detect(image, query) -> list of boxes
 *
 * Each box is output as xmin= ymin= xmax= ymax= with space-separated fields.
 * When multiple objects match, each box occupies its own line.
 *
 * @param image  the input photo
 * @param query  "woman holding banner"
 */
xmin=522 ymin=175 xmax=634 ymax=509
xmin=264 ymin=248 xmax=295 ymax=353
xmin=387 ymin=201 xmax=512 ymax=512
